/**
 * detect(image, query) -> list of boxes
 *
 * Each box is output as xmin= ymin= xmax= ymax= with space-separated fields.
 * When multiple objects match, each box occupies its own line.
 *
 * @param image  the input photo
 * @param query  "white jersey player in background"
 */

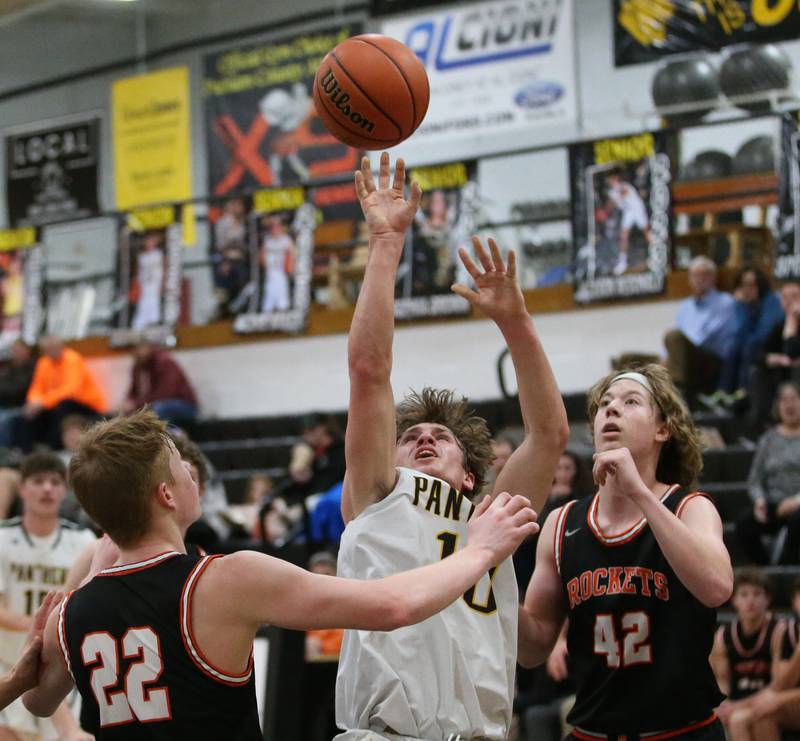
xmin=260 ymin=214 xmax=295 ymax=313
xmin=336 ymin=152 xmax=568 ymax=741
xmin=131 ymin=232 xmax=165 ymax=330
xmin=606 ymin=173 xmax=651 ymax=277
xmin=0 ymin=452 xmax=95 ymax=741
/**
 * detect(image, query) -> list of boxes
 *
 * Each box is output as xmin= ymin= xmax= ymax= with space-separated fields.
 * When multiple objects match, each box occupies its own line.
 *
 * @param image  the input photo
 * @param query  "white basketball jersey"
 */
xmin=0 ymin=517 xmax=95 ymax=664
xmin=263 ymin=233 xmax=291 ymax=271
xmin=336 ymin=467 xmax=518 ymax=741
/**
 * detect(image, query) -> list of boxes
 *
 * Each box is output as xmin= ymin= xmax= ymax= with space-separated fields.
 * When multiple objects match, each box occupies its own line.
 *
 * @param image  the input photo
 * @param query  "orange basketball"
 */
xmin=313 ymin=34 xmax=430 ymax=150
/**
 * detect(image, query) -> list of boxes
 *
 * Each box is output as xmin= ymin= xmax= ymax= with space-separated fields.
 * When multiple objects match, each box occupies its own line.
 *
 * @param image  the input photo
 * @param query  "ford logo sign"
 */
xmin=514 ymin=81 xmax=564 ymax=109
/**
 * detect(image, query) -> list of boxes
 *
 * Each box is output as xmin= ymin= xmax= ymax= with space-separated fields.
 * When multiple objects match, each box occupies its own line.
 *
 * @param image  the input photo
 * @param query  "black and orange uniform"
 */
xmin=555 ymin=487 xmax=725 ymax=740
xmin=58 ymin=551 xmax=261 ymax=741
xmin=722 ymin=616 xmax=780 ymax=699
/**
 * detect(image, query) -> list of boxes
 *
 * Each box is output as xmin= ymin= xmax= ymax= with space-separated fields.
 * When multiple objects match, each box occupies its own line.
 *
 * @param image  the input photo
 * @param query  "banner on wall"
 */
xmin=5 ymin=116 xmax=100 ymax=227
xmin=221 ymin=187 xmax=315 ymax=335
xmin=203 ymin=24 xmax=362 ymax=225
xmin=381 ymin=0 xmax=576 ymax=157
xmin=614 ymin=0 xmax=800 ymax=66
xmin=110 ymin=206 xmax=183 ymax=347
xmin=775 ymin=111 xmax=800 ymax=280
xmin=112 ymin=67 xmax=192 ymax=211
xmin=570 ymin=132 xmax=673 ymax=304
xmin=393 ymin=160 xmax=478 ymax=319
xmin=0 ymin=227 xmax=43 ymax=350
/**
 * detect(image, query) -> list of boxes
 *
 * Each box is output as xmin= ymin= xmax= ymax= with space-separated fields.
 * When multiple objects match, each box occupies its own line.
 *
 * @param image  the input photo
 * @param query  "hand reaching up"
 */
xmin=354 ymin=152 xmax=421 ymax=239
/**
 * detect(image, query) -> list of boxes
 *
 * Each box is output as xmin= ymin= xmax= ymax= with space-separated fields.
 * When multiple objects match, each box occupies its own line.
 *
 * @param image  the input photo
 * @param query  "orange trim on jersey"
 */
xmin=180 ymin=555 xmax=254 ymax=686
xmin=572 ymin=713 xmax=717 ymax=740
xmin=587 ymin=486 xmax=678 ymax=547
xmin=675 ymin=492 xmax=712 ymax=519
xmin=97 ymin=551 xmax=181 ymax=577
xmin=554 ymin=500 xmax=577 ymax=576
xmin=56 ymin=590 xmax=75 ymax=680
xmin=731 ymin=615 xmax=772 ymax=658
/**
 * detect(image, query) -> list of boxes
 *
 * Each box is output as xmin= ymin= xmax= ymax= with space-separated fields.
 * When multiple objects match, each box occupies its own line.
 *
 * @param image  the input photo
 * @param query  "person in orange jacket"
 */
xmin=14 ymin=336 xmax=107 ymax=451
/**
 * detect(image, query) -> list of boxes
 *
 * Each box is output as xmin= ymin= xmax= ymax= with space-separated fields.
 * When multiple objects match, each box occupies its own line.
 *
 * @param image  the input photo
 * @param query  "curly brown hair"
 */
xmin=586 ymin=363 xmax=703 ymax=487
xmin=396 ymin=388 xmax=493 ymax=496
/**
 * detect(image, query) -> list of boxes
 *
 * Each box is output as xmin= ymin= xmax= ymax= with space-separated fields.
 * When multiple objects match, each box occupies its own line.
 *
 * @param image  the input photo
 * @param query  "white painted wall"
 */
xmin=87 ymin=298 xmax=680 ymax=418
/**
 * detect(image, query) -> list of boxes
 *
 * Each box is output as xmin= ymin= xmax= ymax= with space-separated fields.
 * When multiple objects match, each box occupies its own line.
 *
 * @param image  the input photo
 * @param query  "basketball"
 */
xmin=313 ymin=34 xmax=429 ymax=150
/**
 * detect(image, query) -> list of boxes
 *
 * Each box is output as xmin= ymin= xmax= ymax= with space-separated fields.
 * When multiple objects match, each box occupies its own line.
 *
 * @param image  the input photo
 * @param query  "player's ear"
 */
xmin=654 ymin=419 xmax=670 ymax=444
xmin=461 ymin=471 xmax=475 ymax=493
xmin=155 ymin=481 xmax=176 ymax=511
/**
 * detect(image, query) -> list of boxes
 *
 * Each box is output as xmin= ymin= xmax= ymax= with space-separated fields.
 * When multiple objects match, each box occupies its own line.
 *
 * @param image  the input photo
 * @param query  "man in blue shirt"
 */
xmin=664 ymin=256 xmax=737 ymax=402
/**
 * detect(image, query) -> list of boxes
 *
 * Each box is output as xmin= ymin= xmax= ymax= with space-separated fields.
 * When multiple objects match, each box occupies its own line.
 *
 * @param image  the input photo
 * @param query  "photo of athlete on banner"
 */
xmin=571 ymin=132 xmax=673 ymax=304
xmin=112 ymin=207 xmax=182 ymax=343
xmin=775 ymin=111 xmax=800 ymax=280
xmin=231 ymin=187 xmax=314 ymax=334
xmin=395 ymin=161 xmax=478 ymax=319
xmin=0 ymin=228 xmax=43 ymax=352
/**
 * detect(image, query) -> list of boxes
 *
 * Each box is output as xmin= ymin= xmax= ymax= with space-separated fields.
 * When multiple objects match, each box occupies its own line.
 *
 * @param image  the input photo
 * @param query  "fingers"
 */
xmin=451 ymin=283 xmax=479 ymax=304
xmin=378 ymin=151 xmax=390 ymax=190
xmin=19 ymin=635 xmax=41 ymax=661
xmin=408 ymin=180 xmax=422 ymax=213
xmin=354 ymin=171 xmax=368 ymax=202
xmin=507 ymin=249 xmax=517 ymax=281
xmin=33 ymin=590 xmax=63 ymax=632
xmin=472 ymin=235 xmax=494 ymax=273
xmin=458 ymin=247 xmax=482 ymax=282
xmin=392 ymin=157 xmax=406 ymax=192
xmin=361 ymin=155 xmax=375 ymax=193
xmin=488 ymin=238 xmax=504 ymax=272
xmin=512 ymin=507 xmax=537 ymax=528
xmin=472 ymin=494 xmax=493 ymax=519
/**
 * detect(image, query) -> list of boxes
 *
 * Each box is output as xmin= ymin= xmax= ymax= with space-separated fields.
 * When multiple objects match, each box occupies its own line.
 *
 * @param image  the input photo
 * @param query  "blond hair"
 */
xmin=69 ymin=408 xmax=174 ymax=547
xmin=396 ymin=388 xmax=493 ymax=495
xmin=586 ymin=364 xmax=703 ymax=486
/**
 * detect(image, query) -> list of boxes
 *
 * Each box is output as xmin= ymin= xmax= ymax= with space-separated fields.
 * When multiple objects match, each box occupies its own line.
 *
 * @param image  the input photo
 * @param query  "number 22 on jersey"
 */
xmin=81 ymin=627 xmax=171 ymax=727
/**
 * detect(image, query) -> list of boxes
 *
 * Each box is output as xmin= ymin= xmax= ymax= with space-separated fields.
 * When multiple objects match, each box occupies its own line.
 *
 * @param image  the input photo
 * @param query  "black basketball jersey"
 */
xmin=781 ymin=617 xmax=800 ymax=661
xmin=59 ymin=551 xmax=261 ymax=741
xmin=723 ymin=616 xmax=779 ymax=700
xmin=556 ymin=487 xmax=725 ymax=735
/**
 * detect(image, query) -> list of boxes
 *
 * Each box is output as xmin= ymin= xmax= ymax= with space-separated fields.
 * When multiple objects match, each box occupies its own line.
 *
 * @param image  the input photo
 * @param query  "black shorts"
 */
xmin=566 ymin=717 xmax=725 ymax=741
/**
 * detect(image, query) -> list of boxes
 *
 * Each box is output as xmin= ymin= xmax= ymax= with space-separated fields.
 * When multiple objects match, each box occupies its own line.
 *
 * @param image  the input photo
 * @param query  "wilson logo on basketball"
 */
xmin=318 ymin=69 xmax=376 ymax=133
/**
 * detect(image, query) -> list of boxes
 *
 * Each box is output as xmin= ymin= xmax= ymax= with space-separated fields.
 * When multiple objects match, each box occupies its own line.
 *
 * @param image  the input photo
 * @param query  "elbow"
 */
xmin=517 ymin=647 xmax=540 ymax=670
xmin=374 ymin=600 xmax=415 ymax=632
xmin=701 ymin=572 xmax=734 ymax=609
xmin=348 ymin=356 xmax=391 ymax=387
xmin=23 ymin=691 xmax=55 ymax=718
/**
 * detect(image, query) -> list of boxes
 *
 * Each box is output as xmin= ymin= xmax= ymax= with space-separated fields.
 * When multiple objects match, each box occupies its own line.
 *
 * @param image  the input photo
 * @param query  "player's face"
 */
xmin=165 ymin=443 xmax=201 ymax=529
xmin=732 ymin=584 xmax=769 ymax=622
xmin=395 ymin=423 xmax=474 ymax=492
xmin=593 ymin=380 xmax=668 ymax=456
xmin=20 ymin=471 xmax=66 ymax=519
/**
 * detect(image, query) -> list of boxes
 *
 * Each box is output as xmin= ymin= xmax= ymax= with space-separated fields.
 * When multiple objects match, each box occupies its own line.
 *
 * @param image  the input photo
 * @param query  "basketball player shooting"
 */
xmin=21 ymin=409 xmax=536 ymax=740
xmin=335 ymin=152 xmax=568 ymax=741
xmin=518 ymin=364 xmax=732 ymax=740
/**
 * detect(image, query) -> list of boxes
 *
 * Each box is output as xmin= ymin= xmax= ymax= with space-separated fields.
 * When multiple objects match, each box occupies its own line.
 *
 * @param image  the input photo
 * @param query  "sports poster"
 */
xmin=0 ymin=227 xmax=44 ymax=351
xmin=614 ymin=0 xmax=800 ymax=66
xmin=570 ymin=132 xmax=673 ymax=304
xmin=381 ymin=0 xmax=577 ymax=161
xmin=394 ymin=161 xmax=477 ymax=319
xmin=5 ymin=116 xmax=100 ymax=227
xmin=111 ymin=206 xmax=183 ymax=346
xmin=203 ymin=25 xmax=362 ymax=225
xmin=232 ymin=187 xmax=315 ymax=335
xmin=775 ymin=111 xmax=800 ymax=280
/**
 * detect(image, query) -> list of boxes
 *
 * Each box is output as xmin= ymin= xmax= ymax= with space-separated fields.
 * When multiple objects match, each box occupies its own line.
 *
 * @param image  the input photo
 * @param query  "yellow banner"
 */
xmin=112 ymin=66 xmax=192 ymax=217
xmin=0 ymin=227 xmax=36 ymax=251
xmin=252 ymin=187 xmax=305 ymax=214
xmin=127 ymin=206 xmax=176 ymax=232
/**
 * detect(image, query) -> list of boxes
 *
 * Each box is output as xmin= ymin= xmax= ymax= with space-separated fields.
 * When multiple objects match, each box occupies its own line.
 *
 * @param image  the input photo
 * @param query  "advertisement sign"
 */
xmin=776 ymin=111 xmax=800 ymax=280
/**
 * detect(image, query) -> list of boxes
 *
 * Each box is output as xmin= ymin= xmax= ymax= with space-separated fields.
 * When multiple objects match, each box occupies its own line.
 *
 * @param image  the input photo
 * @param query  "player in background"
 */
xmin=131 ymin=231 xmax=165 ymax=331
xmin=0 ymin=452 xmax=95 ymax=741
xmin=22 ymin=409 xmax=537 ymax=740
xmin=605 ymin=173 xmax=650 ymax=277
xmin=335 ymin=152 xmax=567 ymax=741
xmin=519 ymin=364 xmax=732 ymax=740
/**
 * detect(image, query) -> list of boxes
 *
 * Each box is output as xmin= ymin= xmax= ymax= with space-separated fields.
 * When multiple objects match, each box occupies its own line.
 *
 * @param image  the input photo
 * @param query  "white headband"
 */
xmin=609 ymin=371 xmax=655 ymax=396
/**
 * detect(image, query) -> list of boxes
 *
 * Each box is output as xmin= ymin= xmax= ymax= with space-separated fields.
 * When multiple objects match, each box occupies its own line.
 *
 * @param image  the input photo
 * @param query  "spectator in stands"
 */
xmin=711 ymin=568 xmax=784 ymax=733
xmin=736 ymin=382 xmax=800 ymax=564
xmin=719 ymin=266 xmax=784 ymax=397
xmin=257 ymin=494 xmax=304 ymax=550
xmin=223 ymin=472 xmax=274 ymax=540
xmin=308 ymin=480 xmax=345 ymax=550
xmin=57 ymin=414 xmax=92 ymax=526
xmin=0 ymin=340 xmax=35 ymax=449
xmin=280 ymin=413 xmax=345 ymax=501
xmin=744 ymin=281 xmax=800 ymax=436
xmin=663 ymin=256 xmax=737 ymax=404
xmin=123 ymin=340 xmax=198 ymax=425
xmin=13 ymin=336 xmax=106 ymax=452
xmin=305 ymin=551 xmax=344 ymax=659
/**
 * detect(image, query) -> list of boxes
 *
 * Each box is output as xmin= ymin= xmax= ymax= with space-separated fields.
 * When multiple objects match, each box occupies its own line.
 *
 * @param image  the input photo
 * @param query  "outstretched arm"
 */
xmin=453 ymin=237 xmax=568 ymax=508
xmin=343 ymin=153 xmax=422 ymax=521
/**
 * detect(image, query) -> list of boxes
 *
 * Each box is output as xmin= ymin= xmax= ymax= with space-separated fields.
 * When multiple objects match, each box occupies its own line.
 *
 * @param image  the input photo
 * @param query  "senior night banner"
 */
xmin=571 ymin=132 xmax=673 ymax=304
xmin=5 ymin=116 xmax=100 ymax=227
xmin=112 ymin=67 xmax=192 ymax=211
xmin=381 ymin=0 xmax=576 ymax=159
xmin=775 ymin=111 xmax=800 ymax=280
xmin=203 ymin=25 xmax=362 ymax=224
xmin=614 ymin=0 xmax=800 ymax=66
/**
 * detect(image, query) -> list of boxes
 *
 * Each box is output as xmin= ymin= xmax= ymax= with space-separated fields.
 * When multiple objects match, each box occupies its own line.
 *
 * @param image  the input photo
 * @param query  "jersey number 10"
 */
xmin=81 ymin=627 xmax=171 ymax=727
xmin=437 ymin=531 xmax=498 ymax=614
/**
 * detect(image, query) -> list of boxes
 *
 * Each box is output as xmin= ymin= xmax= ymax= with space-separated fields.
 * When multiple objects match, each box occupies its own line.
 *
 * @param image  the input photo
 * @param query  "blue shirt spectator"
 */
xmin=676 ymin=288 xmax=737 ymax=360
xmin=309 ymin=481 xmax=345 ymax=547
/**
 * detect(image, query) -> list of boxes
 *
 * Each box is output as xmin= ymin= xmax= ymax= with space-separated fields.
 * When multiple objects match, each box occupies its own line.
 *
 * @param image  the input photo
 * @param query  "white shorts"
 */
xmin=621 ymin=206 xmax=649 ymax=232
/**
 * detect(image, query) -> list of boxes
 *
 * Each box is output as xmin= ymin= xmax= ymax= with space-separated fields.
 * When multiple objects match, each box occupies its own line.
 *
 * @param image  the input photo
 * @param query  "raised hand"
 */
xmin=452 ymin=236 xmax=527 ymax=325
xmin=467 ymin=492 xmax=538 ymax=565
xmin=592 ymin=447 xmax=648 ymax=502
xmin=354 ymin=152 xmax=422 ymax=239
xmin=10 ymin=591 xmax=64 ymax=693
